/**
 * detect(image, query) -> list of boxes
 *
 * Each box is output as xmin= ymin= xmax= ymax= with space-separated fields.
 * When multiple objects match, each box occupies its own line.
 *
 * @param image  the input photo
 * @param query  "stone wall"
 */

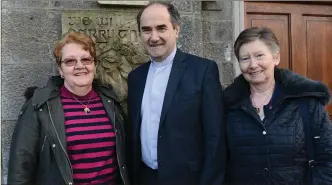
xmin=1 ymin=1 xmax=236 ymax=182
xmin=201 ymin=1 xmax=235 ymax=87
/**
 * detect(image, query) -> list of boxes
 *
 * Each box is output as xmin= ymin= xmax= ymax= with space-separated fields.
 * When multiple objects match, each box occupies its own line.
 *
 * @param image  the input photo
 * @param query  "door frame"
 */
xmin=232 ymin=1 xmax=245 ymax=76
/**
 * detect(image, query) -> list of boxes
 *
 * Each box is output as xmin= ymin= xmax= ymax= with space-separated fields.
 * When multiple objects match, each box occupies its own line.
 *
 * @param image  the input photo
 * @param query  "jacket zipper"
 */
xmin=41 ymin=135 xmax=47 ymax=152
xmin=112 ymin=100 xmax=126 ymax=185
xmin=47 ymin=102 xmax=74 ymax=183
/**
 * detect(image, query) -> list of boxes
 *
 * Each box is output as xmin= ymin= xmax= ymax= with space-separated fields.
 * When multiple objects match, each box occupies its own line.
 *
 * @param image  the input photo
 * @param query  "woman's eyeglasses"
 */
xmin=61 ymin=57 xmax=94 ymax=66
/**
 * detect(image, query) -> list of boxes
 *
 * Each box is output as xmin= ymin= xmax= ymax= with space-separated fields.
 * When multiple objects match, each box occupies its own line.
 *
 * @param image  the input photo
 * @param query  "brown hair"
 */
xmin=234 ymin=27 xmax=280 ymax=60
xmin=53 ymin=31 xmax=96 ymax=66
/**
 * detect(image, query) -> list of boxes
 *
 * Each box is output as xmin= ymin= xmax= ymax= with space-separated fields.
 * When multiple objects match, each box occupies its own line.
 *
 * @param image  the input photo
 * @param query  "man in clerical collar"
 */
xmin=127 ymin=2 xmax=226 ymax=185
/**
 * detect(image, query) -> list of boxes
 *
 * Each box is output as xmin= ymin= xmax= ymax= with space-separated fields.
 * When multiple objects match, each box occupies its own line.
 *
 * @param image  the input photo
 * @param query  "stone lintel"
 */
xmin=97 ymin=1 xmax=149 ymax=6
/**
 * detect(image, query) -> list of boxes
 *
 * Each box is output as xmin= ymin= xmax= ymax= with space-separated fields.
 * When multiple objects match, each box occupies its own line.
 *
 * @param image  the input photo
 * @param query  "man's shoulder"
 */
xmin=179 ymin=52 xmax=216 ymax=69
xmin=181 ymin=51 xmax=215 ymax=65
xmin=128 ymin=61 xmax=150 ymax=78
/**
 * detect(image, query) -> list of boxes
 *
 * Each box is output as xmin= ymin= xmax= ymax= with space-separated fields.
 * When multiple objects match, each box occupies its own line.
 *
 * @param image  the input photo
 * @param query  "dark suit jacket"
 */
xmin=127 ymin=49 xmax=226 ymax=185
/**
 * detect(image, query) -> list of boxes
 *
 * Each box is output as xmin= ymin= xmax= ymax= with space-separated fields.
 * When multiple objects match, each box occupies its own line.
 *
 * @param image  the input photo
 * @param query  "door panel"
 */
xmin=305 ymin=16 xmax=332 ymax=114
xmin=246 ymin=14 xmax=291 ymax=69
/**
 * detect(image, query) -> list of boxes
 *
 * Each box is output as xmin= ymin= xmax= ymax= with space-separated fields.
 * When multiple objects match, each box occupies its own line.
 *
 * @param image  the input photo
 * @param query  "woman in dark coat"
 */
xmin=8 ymin=31 xmax=130 ymax=185
xmin=223 ymin=27 xmax=332 ymax=185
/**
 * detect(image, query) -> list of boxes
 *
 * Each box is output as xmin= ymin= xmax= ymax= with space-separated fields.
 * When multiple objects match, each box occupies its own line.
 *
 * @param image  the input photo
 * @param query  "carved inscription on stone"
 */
xmin=62 ymin=12 xmax=149 ymax=104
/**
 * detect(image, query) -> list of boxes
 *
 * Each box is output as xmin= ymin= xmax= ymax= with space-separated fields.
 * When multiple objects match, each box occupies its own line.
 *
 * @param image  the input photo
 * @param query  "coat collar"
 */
xmin=223 ymin=68 xmax=331 ymax=108
xmin=31 ymin=76 xmax=120 ymax=109
xmin=173 ymin=48 xmax=187 ymax=64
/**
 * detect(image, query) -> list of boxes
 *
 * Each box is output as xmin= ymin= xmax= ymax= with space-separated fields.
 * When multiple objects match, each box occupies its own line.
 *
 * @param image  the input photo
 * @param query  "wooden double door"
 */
xmin=245 ymin=1 xmax=332 ymax=118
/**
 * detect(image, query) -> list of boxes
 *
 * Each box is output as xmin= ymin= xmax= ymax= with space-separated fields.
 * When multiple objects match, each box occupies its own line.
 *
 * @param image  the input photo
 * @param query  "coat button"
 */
xmin=39 ymin=109 xmax=43 ymax=112
xmin=52 ymin=144 xmax=56 ymax=148
xmin=108 ymin=100 xmax=111 ymax=103
xmin=263 ymin=131 xmax=267 ymax=135
xmin=264 ymin=168 xmax=269 ymax=171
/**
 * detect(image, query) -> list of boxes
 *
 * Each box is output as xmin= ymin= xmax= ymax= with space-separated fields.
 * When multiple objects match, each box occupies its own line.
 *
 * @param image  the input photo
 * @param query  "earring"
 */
xmin=61 ymin=75 xmax=64 ymax=79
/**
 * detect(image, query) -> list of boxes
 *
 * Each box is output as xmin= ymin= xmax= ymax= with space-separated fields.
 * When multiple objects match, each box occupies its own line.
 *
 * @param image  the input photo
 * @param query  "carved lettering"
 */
xmin=77 ymin=29 xmax=87 ymax=35
xmin=82 ymin=17 xmax=92 ymax=26
xmin=67 ymin=28 xmax=116 ymax=43
xmin=68 ymin=17 xmax=81 ymax=26
xmin=97 ymin=17 xmax=111 ymax=26
xmin=88 ymin=29 xmax=96 ymax=38
xmin=63 ymin=12 xmax=149 ymax=108
xmin=98 ymin=30 xmax=107 ymax=39
xmin=98 ymin=29 xmax=113 ymax=42
xmin=118 ymin=30 xmax=128 ymax=39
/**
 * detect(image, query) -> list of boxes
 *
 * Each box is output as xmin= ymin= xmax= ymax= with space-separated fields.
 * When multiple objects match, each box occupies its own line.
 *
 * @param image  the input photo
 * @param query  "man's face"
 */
xmin=139 ymin=4 xmax=180 ymax=62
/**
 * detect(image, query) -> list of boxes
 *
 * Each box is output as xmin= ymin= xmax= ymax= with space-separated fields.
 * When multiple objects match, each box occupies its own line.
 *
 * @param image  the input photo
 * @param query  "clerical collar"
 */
xmin=150 ymin=47 xmax=177 ymax=67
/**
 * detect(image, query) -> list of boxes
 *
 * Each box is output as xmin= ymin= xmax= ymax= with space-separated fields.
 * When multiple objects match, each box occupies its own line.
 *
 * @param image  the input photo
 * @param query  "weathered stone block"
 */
xmin=1 ymin=63 xmax=56 ymax=120
xmin=192 ymin=16 xmax=203 ymax=55
xmin=217 ymin=1 xmax=232 ymax=20
xmin=202 ymin=1 xmax=221 ymax=11
xmin=49 ymin=1 xmax=142 ymax=12
xmin=97 ymin=1 xmax=149 ymax=6
xmin=170 ymin=1 xmax=192 ymax=12
xmin=50 ymin=0 xmax=84 ymax=9
xmin=211 ymin=21 xmax=233 ymax=42
xmin=219 ymin=62 xmax=235 ymax=84
xmin=202 ymin=20 xmax=211 ymax=42
xmin=81 ymin=1 xmax=102 ymax=9
xmin=83 ymin=4 xmax=142 ymax=13
xmin=192 ymin=1 xmax=201 ymax=11
xmin=1 ymin=9 xmax=61 ymax=64
xmin=201 ymin=1 xmax=232 ymax=21
xmin=203 ymin=20 xmax=232 ymax=42
xmin=178 ymin=16 xmax=202 ymax=56
xmin=1 ymin=120 xmax=16 ymax=184
xmin=1 ymin=0 xmax=49 ymax=9
xmin=203 ymin=42 xmax=233 ymax=62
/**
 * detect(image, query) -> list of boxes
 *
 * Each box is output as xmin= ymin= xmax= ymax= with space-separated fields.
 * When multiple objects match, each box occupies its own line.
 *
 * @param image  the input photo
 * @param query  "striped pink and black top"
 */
xmin=60 ymin=85 xmax=118 ymax=185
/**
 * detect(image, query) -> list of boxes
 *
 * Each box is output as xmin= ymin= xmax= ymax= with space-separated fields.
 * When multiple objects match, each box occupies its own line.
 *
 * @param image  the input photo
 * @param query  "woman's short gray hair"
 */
xmin=234 ymin=27 xmax=280 ymax=60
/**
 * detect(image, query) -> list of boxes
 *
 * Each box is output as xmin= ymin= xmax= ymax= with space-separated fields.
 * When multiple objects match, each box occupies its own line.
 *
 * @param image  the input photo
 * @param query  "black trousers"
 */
xmin=138 ymin=162 xmax=159 ymax=185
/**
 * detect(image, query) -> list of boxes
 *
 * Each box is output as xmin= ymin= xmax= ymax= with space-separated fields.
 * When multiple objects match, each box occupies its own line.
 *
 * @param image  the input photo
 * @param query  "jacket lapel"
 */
xmin=47 ymin=96 xmax=68 ymax=148
xmin=134 ymin=62 xmax=151 ymax=133
xmin=32 ymin=81 xmax=68 ymax=149
xmin=159 ymin=49 xmax=187 ymax=126
xmin=95 ymin=87 xmax=117 ymax=127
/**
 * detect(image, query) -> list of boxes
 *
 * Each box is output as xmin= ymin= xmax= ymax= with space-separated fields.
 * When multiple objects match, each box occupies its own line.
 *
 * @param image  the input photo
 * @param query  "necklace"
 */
xmin=251 ymin=92 xmax=273 ymax=113
xmin=72 ymin=96 xmax=92 ymax=114
xmin=251 ymin=96 xmax=261 ymax=113
xmin=250 ymin=83 xmax=275 ymax=113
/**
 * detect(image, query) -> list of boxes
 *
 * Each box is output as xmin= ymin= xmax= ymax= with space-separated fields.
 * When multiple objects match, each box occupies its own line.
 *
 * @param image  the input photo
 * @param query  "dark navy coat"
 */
xmin=223 ymin=68 xmax=332 ymax=185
